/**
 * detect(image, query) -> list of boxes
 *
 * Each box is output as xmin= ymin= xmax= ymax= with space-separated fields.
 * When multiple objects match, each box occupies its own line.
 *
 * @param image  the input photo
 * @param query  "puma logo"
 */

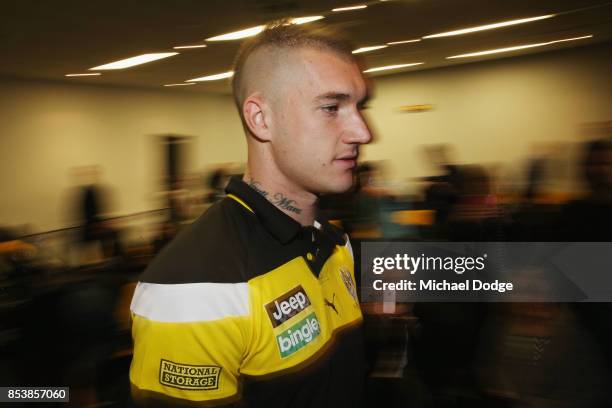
xmin=324 ymin=293 xmax=338 ymax=315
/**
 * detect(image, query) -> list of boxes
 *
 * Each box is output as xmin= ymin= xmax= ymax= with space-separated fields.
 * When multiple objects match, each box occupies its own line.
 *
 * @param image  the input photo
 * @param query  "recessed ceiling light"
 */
xmin=65 ymin=73 xmax=101 ymax=77
xmin=424 ymin=14 xmax=555 ymax=38
xmin=447 ymin=35 xmax=593 ymax=59
xmin=206 ymin=26 xmax=265 ymax=41
xmin=332 ymin=5 xmax=367 ymax=12
xmin=187 ymin=71 xmax=234 ymax=82
xmin=173 ymin=44 xmax=207 ymax=49
xmin=363 ymin=63 xmax=424 ymax=73
xmin=164 ymin=83 xmax=196 ymax=87
xmin=387 ymin=39 xmax=421 ymax=45
xmin=90 ymin=53 xmax=178 ymax=70
xmin=352 ymin=45 xmax=388 ymax=54
xmin=290 ymin=16 xmax=325 ymax=25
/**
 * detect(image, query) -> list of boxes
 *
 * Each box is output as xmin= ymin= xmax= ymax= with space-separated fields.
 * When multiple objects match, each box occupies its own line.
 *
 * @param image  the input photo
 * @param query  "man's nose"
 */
xmin=346 ymin=111 xmax=372 ymax=145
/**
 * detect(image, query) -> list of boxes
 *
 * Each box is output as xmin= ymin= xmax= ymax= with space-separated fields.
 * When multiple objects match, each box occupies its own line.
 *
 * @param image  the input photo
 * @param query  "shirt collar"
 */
xmin=225 ymin=176 xmax=345 ymax=246
xmin=225 ymin=177 xmax=302 ymax=244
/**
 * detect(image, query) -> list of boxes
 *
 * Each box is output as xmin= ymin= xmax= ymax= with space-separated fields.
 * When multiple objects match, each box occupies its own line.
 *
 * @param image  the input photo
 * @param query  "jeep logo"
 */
xmin=265 ymin=286 xmax=311 ymax=328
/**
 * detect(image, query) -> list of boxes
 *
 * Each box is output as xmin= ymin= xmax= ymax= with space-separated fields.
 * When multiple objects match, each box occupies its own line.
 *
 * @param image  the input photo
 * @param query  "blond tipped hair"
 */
xmin=231 ymin=20 xmax=356 ymax=123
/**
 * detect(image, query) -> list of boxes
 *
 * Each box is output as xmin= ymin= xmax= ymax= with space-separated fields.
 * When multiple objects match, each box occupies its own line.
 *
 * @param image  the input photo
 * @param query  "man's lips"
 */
xmin=334 ymin=153 xmax=358 ymax=168
xmin=335 ymin=151 xmax=358 ymax=160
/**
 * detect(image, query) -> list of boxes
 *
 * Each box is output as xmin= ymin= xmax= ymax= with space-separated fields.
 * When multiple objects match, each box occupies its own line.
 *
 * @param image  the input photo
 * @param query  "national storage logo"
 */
xmin=276 ymin=312 xmax=321 ymax=358
xmin=159 ymin=360 xmax=221 ymax=390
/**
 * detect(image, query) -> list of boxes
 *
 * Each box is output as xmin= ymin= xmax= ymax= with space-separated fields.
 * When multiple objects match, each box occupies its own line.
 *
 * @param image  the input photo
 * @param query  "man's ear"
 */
xmin=243 ymin=93 xmax=272 ymax=142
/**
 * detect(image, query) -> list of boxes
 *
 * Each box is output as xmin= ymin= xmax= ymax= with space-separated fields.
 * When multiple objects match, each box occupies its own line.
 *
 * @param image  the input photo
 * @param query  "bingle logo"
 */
xmin=277 ymin=312 xmax=321 ymax=358
xmin=265 ymin=286 xmax=311 ymax=328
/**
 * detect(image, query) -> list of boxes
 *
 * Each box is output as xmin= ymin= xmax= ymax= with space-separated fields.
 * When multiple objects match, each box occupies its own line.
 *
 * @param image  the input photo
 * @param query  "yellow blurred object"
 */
xmin=497 ymin=191 xmax=578 ymax=205
xmin=329 ymin=219 xmax=343 ymax=228
xmin=0 ymin=240 xmax=37 ymax=256
xmin=399 ymin=104 xmax=433 ymax=113
xmin=392 ymin=210 xmax=435 ymax=225
xmin=533 ymin=192 xmax=577 ymax=205
xmin=350 ymin=227 xmax=381 ymax=239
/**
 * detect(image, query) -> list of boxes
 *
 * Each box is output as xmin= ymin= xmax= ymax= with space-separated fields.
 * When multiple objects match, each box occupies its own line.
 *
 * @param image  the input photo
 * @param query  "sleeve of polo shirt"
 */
xmin=129 ymin=281 xmax=251 ymax=406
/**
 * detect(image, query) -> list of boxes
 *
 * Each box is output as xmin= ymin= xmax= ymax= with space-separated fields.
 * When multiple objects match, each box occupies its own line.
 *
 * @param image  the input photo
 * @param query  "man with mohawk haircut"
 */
xmin=130 ymin=20 xmax=372 ymax=407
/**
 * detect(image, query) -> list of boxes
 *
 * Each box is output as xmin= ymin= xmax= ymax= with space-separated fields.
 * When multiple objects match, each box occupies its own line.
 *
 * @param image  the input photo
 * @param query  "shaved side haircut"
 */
xmin=231 ymin=20 xmax=357 ymax=125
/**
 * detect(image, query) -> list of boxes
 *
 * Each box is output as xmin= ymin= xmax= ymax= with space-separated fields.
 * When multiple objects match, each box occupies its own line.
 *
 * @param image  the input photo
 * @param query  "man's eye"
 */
xmin=322 ymin=105 xmax=339 ymax=114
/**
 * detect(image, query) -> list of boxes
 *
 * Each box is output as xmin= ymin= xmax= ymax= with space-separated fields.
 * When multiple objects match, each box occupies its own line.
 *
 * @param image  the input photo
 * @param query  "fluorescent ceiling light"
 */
xmin=206 ymin=16 xmax=324 ymax=42
xmin=332 ymin=5 xmax=367 ymax=12
xmin=447 ymin=35 xmax=593 ymax=59
xmin=173 ymin=44 xmax=207 ymax=49
xmin=206 ymin=26 xmax=264 ymax=41
xmin=352 ymin=45 xmax=388 ymax=54
xmin=66 ymin=73 xmax=101 ymax=77
xmin=164 ymin=83 xmax=196 ymax=87
xmin=90 ymin=53 xmax=178 ymax=70
xmin=364 ymin=62 xmax=424 ymax=73
xmin=290 ymin=16 xmax=325 ymax=25
xmin=387 ymin=39 xmax=421 ymax=45
xmin=424 ymin=14 xmax=555 ymax=38
xmin=187 ymin=71 xmax=234 ymax=82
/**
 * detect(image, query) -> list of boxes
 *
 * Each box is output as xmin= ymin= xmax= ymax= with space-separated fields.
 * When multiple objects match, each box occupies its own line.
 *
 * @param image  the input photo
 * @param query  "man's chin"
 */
xmin=318 ymin=177 xmax=354 ymax=195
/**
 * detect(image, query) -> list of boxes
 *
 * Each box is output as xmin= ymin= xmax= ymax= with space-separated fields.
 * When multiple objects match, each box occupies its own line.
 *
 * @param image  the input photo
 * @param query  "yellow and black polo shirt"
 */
xmin=130 ymin=177 xmax=365 ymax=407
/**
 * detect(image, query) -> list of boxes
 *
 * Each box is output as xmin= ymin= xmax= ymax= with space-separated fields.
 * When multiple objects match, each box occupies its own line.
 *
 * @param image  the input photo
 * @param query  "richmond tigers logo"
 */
xmin=339 ymin=267 xmax=358 ymax=304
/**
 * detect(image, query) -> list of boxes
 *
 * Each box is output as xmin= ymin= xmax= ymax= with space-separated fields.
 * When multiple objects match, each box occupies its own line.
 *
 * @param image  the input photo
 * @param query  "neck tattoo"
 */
xmin=248 ymin=180 xmax=269 ymax=198
xmin=247 ymin=179 xmax=303 ymax=215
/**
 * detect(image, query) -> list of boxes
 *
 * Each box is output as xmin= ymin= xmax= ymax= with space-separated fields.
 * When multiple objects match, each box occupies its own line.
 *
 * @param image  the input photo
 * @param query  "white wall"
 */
xmin=0 ymin=80 xmax=244 ymax=232
xmin=363 ymin=43 xmax=612 ymax=193
xmin=1 ymin=43 xmax=610 ymax=232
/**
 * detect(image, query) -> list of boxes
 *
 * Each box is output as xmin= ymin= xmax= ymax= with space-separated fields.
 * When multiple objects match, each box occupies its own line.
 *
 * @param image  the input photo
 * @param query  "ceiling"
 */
xmin=2 ymin=0 xmax=611 ymax=94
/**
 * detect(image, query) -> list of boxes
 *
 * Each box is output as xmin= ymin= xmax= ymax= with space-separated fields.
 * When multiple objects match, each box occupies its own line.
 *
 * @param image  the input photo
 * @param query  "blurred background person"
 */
xmin=561 ymin=138 xmax=612 ymax=240
xmin=73 ymin=165 xmax=124 ymax=261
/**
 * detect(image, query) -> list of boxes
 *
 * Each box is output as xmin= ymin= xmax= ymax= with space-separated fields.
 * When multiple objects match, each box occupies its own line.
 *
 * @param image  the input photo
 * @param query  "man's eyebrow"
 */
xmin=314 ymin=92 xmax=350 ymax=102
